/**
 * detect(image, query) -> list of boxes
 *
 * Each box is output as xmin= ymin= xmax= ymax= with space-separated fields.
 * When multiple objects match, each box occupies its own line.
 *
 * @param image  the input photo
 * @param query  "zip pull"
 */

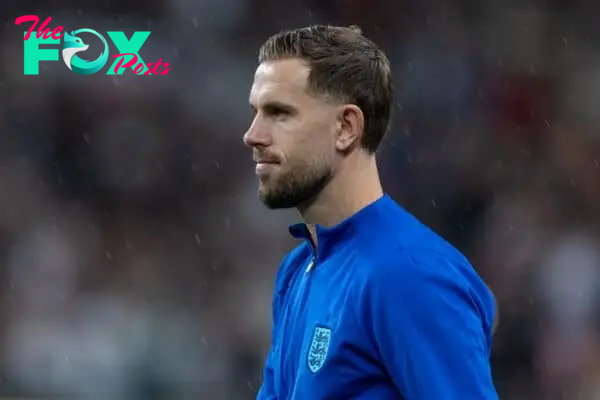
xmin=305 ymin=257 xmax=315 ymax=273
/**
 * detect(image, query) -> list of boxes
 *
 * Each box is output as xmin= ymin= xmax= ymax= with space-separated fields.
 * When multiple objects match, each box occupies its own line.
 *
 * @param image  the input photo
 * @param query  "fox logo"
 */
xmin=61 ymin=31 xmax=88 ymax=69
xmin=61 ymin=29 xmax=108 ymax=75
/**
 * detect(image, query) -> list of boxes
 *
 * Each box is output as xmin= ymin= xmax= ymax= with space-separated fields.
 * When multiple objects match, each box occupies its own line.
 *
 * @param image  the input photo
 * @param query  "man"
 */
xmin=243 ymin=24 xmax=498 ymax=399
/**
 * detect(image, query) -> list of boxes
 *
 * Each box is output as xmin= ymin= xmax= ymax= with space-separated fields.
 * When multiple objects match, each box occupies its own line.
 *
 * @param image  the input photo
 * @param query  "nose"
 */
xmin=243 ymin=117 xmax=271 ymax=148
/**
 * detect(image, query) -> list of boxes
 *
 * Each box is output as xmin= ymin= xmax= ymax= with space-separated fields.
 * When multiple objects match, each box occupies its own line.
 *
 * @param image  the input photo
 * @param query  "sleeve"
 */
xmin=368 ymin=254 xmax=498 ymax=400
xmin=256 ymin=326 xmax=277 ymax=399
xmin=257 ymin=252 xmax=293 ymax=400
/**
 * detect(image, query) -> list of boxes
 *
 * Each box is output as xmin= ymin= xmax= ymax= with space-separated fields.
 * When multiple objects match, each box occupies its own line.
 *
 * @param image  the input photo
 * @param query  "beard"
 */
xmin=258 ymin=161 xmax=333 ymax=209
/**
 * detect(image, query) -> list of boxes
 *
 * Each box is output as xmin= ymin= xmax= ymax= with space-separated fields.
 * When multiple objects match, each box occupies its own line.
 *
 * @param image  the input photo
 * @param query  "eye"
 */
xmin=264 ymin=105 xmax=291 ymax=119
xmin=271 ymin=108 xmax=287 ymax=117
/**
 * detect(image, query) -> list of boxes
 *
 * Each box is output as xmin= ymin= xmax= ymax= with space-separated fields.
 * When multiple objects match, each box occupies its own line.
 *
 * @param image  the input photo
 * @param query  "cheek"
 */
xmin=281 ymin=144 xmax=324 ymax=177
xmin=301 ymin=120 xmax=336 ymax=150
xmin=312 ymin=125 xmax=337 ymax=161
xmin=297 ymin=133 xmax=330 ymax=160
xmin=281 ymin=119 xmax=335 ymax=165
xmin=301 ymin=143 xmax=334 ymax=175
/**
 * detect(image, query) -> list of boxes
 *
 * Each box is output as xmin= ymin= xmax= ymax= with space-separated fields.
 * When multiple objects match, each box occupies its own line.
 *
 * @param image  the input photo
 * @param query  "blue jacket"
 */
xmin=257 ymin=194 xmax=498 ymax=399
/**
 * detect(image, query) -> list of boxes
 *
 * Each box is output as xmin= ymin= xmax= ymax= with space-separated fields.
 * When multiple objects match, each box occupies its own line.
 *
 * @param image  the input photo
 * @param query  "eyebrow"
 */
xmin=250 ymin=101 xmax=297 ymax=113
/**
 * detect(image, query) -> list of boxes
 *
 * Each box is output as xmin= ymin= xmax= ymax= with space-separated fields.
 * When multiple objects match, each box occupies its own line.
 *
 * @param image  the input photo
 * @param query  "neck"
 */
xmin=298 ymin=154 xmax=384 ymax=246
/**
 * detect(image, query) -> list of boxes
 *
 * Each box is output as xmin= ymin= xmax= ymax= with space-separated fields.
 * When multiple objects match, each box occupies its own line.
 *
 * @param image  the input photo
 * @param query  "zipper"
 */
xmin=305 ymin=256 xmax=315 ymax=273
xmin=306 ymin=230 xmax=317 ymax=273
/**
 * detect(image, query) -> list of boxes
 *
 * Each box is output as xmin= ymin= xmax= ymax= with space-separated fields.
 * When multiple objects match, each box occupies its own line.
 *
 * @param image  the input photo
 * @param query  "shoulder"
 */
xmin=367 ymin=247 xmax=486 ymax=300
xmin=358 ymin=201 xmax=491 ymax=308
xmin=357 ymin=227 xmax=495 ymax=340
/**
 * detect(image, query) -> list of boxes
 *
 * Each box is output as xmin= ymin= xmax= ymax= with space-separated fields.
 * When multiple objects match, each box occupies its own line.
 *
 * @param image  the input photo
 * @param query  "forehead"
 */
xmin=249 ymin=59 xmax=312 ymax=106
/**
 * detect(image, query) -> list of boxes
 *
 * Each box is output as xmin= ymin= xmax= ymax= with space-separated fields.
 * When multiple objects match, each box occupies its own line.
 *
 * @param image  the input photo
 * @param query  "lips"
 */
xmin=253 ymin=154 xmax=280 ymax=164
xmin=255 ymin=158 xmax=279 ymax=175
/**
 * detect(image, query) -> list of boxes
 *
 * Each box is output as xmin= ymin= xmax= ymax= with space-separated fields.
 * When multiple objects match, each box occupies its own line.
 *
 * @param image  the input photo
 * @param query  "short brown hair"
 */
xmin=258 ymin=25 xmax=394 ymax=153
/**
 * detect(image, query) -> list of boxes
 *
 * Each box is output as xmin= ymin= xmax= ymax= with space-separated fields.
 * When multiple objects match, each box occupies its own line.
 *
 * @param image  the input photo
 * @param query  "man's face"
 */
xmin=244 ymin=58 xmax=339 ymax=209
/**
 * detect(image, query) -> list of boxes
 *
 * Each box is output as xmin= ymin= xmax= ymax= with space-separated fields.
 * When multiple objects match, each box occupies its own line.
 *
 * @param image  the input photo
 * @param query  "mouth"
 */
xmin=255 ymin=160 xmax=280 ymax=175
xmin=254 ymin=154 xmax=280 ymax=165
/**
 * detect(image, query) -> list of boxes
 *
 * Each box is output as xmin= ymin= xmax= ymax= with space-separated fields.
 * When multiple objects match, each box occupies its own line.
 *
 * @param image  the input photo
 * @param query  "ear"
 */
xmin=335 ymin=104 xmax=364 ymax=152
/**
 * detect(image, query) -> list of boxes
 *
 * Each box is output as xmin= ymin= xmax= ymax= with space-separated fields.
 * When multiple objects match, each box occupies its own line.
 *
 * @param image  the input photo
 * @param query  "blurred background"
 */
xmin=1 ymin=0 xmax=600 ymax=398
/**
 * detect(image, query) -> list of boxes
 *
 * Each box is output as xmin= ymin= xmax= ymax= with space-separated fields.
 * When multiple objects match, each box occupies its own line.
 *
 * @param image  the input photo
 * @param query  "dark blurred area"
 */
xmin=1 ymin=0 xmax=600 ymax=398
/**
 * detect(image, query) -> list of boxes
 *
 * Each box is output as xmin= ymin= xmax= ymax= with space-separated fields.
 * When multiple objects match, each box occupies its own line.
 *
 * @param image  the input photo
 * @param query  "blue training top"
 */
xmin=257 ymin=194 xmax=498 ymax=400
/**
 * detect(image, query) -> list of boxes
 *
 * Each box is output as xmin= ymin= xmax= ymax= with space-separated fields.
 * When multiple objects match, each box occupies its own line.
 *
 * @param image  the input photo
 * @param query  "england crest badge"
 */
xmin=307 ymin=326 xmax=331 ymax=373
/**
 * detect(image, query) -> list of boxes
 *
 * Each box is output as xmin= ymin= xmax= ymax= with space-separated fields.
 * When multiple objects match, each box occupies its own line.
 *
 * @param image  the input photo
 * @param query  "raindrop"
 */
xmin=192 ymin=18 xmax=199 ymax=28
xmin=105 ymin=250 xmax=112 ymax=260
xmin=194 ymin=233 xmax=201 ymax=244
